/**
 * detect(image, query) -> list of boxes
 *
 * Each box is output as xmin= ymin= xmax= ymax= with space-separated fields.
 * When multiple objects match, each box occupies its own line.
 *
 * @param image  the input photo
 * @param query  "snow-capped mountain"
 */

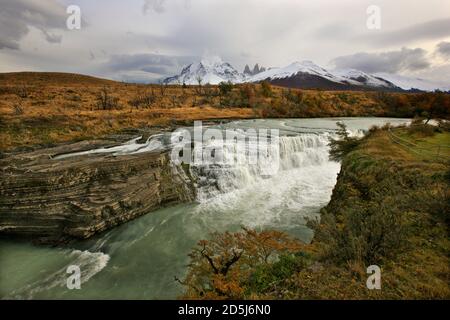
xmin=373 ymin=73 xmax=450 ymax=92
xmin=164 ymin=57 xmax=448 ymax=92
xmin=244 ymin=63 xmax=266 ymax=76
xmin=249 ymin=61 xmax=335 ymax=82
xmin=247 ymin=61 xmax=398 ymax=90
xmin=164 ymin=56 xmax=245 ymax=85
xmin=333 ymin=69 xmax=397 ymax=88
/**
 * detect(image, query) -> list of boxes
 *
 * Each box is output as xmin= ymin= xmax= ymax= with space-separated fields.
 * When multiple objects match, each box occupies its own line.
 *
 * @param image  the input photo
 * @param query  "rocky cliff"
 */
xmin=0 ymin=138 xmax=196 ymax=243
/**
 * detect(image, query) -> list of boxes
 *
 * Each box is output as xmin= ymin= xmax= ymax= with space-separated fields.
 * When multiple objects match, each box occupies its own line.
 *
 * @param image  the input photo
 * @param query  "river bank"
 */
xmin=3 ymin=72 xmax=447 ymax=152
xmin=0 ymin=139 xmax=196 ymax=243
xmin=0 ymin=118 xmax=412 ymax=299
xmin=178 ymin=122 xmax=450 ymax=299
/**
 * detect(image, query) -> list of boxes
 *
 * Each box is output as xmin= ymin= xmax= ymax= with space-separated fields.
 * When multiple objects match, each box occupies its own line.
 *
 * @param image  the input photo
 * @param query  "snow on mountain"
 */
xmin=243 ymin=63 xmax=266 ymax=76
xmin=249 ymin=61 xmax=338 ymax=82
xmin=248 ymin=61 xmax=395 ymax=89
xmin=164 ymin=56 xmax=245 ymax=85
xmin=374 ymin=73 xmax=450 ymax=92
xmin=333 ymin=69 xmax=396 ymax=88
xmin=164 ymin=56 xmax=448 ymax=91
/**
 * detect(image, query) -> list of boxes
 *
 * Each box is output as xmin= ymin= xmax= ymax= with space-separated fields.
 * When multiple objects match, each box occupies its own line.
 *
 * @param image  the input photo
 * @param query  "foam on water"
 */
xmin=190 ymin=131 xmax=340 ymax=231
xmin=192 ymin=132 xmax=335 ymax=200
xmin=0 ymin=118 xmax=412 ymax=299
xmin=4 ymin=250 xmax=110 ymax=299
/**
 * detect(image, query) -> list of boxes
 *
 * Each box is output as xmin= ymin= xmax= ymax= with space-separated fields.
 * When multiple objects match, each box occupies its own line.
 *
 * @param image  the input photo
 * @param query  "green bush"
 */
xmin=218 ymin=81 xmax=233 ymax=96
xmin=246 ymin=253 xmax=308 ymax=293
xmin=407 ymin=121 xmax=437 ymax=136
xmin=328 ymin=122 xmax=361 ymax=161
xmin=310 ymin=197 xmax=411 ymax=265
xmin=260 ymin=81 xmax=273 ymax=98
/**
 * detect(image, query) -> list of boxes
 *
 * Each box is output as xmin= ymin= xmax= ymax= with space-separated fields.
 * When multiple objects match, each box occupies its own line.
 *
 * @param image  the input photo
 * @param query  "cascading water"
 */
xmin=0 ymin=118 xmax=411 ymax=299
xmin=192 ymin=132 xmax=334 ymax=202
xmin=188 ymin=129 xmax=341 ymax=234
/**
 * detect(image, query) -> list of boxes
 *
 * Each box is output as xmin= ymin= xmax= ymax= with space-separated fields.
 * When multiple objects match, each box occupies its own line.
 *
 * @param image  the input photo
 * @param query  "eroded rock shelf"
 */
xmin=0 ymin=139 xmax=196 ymax=243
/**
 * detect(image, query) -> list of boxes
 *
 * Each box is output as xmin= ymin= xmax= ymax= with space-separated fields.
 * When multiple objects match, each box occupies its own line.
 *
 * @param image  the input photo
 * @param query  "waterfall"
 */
xmin=191 ymin=132 xmax=334 ymax=202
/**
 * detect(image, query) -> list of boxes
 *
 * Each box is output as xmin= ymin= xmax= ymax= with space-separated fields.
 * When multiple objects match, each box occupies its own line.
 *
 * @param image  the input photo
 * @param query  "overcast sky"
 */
xmin=0 ymin=0 xmax=449 ymax=84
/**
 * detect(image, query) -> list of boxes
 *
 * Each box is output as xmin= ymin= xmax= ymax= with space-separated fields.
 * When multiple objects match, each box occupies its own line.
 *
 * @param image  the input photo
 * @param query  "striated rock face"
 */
xmin=0 ymin=139 xmax=196 ymax=242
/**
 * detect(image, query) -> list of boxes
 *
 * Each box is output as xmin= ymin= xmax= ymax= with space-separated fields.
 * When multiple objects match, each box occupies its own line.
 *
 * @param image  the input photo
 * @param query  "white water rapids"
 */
xmin=0 ymin=118 xmax=411 ymax=299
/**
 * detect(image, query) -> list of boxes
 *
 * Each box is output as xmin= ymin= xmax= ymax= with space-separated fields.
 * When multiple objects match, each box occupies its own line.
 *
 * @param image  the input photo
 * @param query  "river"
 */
xmin=0 ymin=117 xmax=410 ymax=299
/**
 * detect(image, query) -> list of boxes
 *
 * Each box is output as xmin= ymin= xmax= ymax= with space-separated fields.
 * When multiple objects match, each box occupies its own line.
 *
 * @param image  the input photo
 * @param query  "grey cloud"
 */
xmin=361 ymin=18 xmax=450 ymax=46
xmin=142 ymin=0 xmax=167 ymax=14
xmin=331 ymin=47 xmax=431 ymax=73
xmin=0 ymin=0 xmax=67 ymax=50
xmin=142 ymin=0 xmax=192 ymax=14
xmin=183 ymin=0 xmax=192 ymax=10
xmin=240 ymin=51 xmax=252 ymax=58
xmin=0 ymin=38 xmax=20 ymax=50
xmin=140 ymin=66 xmax=171 ymax=74
xmin=435 ymin=41 xmax=450 ymax=59
xmin=103 ymin=53 xmax=196 ymax=76
xmin=1 ymin=0 xmax=448 ymax=85
xmin=42 ymin=30 xmax=62 ymax=44
xmin=313 ymin=22 xmax=354 ymax=40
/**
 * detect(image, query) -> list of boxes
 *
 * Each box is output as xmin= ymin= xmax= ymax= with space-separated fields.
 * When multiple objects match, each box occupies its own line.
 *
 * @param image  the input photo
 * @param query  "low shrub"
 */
xmin=407 ymin=120 xmax=437 ymax=136
xmin=128 ymin=90 xmax=156 ymax=109
xmin=309 ymin=197 xmax=411 ymax=265
xmin=328 ymin=122 xmax=361 ymax=161
xmin=96 ymin=87 xmax=120 ymax=110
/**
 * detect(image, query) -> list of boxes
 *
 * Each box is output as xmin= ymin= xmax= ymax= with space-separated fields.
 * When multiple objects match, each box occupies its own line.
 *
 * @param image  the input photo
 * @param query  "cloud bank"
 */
xmin=0 ymin=0 xmax=448 ymax=84
xmin=0 ymin=0 xmax=67 ymax=50
xmin=331 ymin=48 xmax=431 ymax=73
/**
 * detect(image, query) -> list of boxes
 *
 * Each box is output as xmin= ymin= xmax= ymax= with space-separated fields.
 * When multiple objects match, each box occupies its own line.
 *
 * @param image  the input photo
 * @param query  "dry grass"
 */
xmin=0 ymin=71 xmax=431 ymax=151
xmin=0 ymin=72 xmax=255 ymax=150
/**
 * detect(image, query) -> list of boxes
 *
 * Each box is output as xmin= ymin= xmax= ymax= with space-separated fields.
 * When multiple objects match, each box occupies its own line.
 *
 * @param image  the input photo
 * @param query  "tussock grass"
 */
xmin=2 ymin=71 xmax=448 ymax=151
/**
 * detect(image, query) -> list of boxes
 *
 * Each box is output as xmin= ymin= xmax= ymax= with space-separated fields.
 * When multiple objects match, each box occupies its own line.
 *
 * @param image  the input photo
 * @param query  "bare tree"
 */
xmin=128 ymin=88 xmax=156 ymax=109
xmin=158 ymin=79 xmax=167 ymax=96
xmin=170 ymin=93 xmax=178 ymax=108
xmin=96 ymin=86 xmax=119 ymax=110
xmin=195 ymin=76 xmax=203 ymax=95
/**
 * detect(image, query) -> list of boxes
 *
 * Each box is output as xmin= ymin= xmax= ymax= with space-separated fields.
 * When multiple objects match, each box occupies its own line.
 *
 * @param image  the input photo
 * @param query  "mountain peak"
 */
xmin=164 ymin=56 xmax=244 ymax=85
xmin=164 ymin=57 xmax=445 ymax=91
xmin=199 ymin=55 xmax=224 ymax=68
xmin=243 ymin=63 xmax=266 ymax=76
xmin=291 ymin=60 xmax=315 ymax=66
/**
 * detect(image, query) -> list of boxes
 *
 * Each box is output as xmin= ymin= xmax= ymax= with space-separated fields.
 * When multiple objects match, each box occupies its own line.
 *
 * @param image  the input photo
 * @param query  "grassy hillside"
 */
xmin=0 ymin=72 xmax=253 ymax=151
xmin=1 ymin=72 xmax=448 ymax=151
xmin=178 ymin=122 xmax=450 ymax=299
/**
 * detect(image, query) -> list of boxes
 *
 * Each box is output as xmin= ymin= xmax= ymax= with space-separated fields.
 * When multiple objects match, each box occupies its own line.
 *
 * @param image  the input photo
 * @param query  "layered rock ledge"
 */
xmin=0 ymin=138 xmax=196 ymax=243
